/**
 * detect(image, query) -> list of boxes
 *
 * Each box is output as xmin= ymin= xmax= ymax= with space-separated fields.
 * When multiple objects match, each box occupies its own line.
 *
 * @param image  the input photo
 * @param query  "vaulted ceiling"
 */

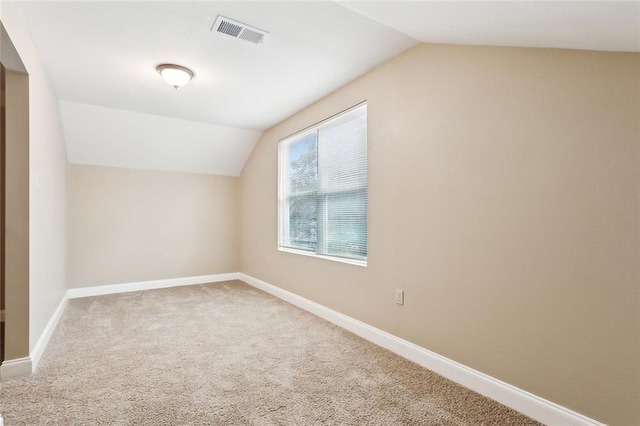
xmin=16 ymin=1 xmax=640 ymax=176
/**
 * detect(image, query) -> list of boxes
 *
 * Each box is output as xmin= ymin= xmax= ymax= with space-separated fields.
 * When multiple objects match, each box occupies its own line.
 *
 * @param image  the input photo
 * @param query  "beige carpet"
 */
xmin=0 ymin=280 xmax=541 ymax=425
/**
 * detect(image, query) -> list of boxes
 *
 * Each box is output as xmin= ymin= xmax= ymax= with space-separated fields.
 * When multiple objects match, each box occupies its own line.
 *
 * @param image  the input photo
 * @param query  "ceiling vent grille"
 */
xmin=211 ymin=16 xmax=269 ymax=45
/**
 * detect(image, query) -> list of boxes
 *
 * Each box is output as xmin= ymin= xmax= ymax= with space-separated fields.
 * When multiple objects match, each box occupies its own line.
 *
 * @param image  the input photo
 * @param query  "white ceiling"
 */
xmin=341 ymin=1 xmax=640 ymax=53
xmin=59 ymin=100 xmax=261 ymax=176
xmin=15 ymin=1 xmax=640 ymax=176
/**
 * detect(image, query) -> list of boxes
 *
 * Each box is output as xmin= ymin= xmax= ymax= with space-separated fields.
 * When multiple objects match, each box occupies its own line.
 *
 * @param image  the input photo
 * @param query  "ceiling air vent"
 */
xmin=211 ymin=16 xmax=269 ymax=45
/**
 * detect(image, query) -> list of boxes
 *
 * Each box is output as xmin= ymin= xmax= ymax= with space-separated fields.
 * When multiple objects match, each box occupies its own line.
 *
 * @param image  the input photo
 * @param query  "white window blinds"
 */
xmin=278 ymin=103 xmax=367 ymax=263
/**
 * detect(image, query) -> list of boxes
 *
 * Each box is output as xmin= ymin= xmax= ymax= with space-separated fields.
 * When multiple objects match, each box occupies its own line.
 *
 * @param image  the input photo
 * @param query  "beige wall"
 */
xmin=3 ymin=70 xmax=29 ymax=360
xmin=1 ymin=4 xmax=68 ymax=354
xmin=69 ymin=165 xmax=239 ymax=287
xmin=240 ymin=44 xmax=640 ymax=425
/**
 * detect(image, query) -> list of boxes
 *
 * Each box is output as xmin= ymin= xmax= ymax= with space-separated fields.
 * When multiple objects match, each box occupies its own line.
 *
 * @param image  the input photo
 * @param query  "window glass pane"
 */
xmin=288 ymin=133 xmax=317 ymax=195
xmin=283 ymin=132 xmax=318 ymax=250
xmin=286 ymin=195 xmax=317 ymax=250
xmin=318 ymin=107 xmax=367 ymax=194
xmin=317 ymin=105 xmax=367 ymax=260
xmin=324 ymin=191 xmax=367 ymax=259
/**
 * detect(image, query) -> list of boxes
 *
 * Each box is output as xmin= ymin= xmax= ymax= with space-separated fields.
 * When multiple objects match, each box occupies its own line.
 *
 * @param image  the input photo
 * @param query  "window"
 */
xmin=278 ymin=103 xmax=367 ymax=265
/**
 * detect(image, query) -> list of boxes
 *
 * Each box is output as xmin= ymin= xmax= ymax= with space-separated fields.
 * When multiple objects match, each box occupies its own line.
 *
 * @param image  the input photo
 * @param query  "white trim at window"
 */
xmin=278 ymin=102 xmax=368 ymax=266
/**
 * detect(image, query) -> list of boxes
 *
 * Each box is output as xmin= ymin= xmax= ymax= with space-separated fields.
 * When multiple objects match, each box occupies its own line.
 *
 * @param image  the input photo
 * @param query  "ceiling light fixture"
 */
xmin=156 ymin=64 xmax=194 ymax=89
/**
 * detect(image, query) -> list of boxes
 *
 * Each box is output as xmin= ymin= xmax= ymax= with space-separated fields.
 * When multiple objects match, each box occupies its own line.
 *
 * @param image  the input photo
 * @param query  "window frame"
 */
xmin=277 ymin=102 xmax=368 ymax=267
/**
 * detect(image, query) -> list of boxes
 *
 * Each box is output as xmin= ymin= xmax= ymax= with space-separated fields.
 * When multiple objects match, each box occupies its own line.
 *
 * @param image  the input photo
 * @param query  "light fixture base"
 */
xmin=156 ymin=64 xmax=194 ymax=89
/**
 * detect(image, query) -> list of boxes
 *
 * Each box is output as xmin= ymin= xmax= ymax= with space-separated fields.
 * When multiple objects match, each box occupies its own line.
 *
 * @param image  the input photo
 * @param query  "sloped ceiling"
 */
xmin=59 ymin=101 xmax=261 ymax=176
xmin=15 ymin=1 xmax=639 ymax=176
xmin=341 ymin=1 xmax=640 ymax=53
xmin=16 ymin=1 xmax=418 ymax=176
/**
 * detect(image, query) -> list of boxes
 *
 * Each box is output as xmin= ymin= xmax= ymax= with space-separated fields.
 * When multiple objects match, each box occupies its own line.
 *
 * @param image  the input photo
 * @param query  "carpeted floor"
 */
xmin=0 ymin=280 xmax=541 ymax=425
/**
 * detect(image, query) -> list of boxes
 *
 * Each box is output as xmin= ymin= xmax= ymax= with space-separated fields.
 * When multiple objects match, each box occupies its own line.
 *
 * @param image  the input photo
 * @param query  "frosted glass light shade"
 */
xmin=156 ymin=64 xmax=194 ymax=89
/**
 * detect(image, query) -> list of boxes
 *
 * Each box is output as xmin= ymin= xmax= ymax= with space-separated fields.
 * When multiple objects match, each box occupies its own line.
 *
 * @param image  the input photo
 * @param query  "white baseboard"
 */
xmin=30 ymin=294 xmax=69 ymax=371
xmin=66 ymin=273 xmax=241 ymax=299
xmin=0 ymin=357 xmax=32 ymax=379
xmin=0 ymin=300 xmax=62 ymax=379
xmin=238 ymin=273 xmax=605 ymax=426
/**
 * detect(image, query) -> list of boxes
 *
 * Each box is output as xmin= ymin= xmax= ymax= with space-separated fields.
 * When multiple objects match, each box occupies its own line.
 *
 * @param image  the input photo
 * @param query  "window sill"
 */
xmin=278 ymin=247 xmax=367 ymax=267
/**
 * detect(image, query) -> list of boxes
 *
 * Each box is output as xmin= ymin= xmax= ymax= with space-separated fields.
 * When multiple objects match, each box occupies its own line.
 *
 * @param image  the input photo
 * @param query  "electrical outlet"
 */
xmin=395 ymin=289 xmax=404 ymax=305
